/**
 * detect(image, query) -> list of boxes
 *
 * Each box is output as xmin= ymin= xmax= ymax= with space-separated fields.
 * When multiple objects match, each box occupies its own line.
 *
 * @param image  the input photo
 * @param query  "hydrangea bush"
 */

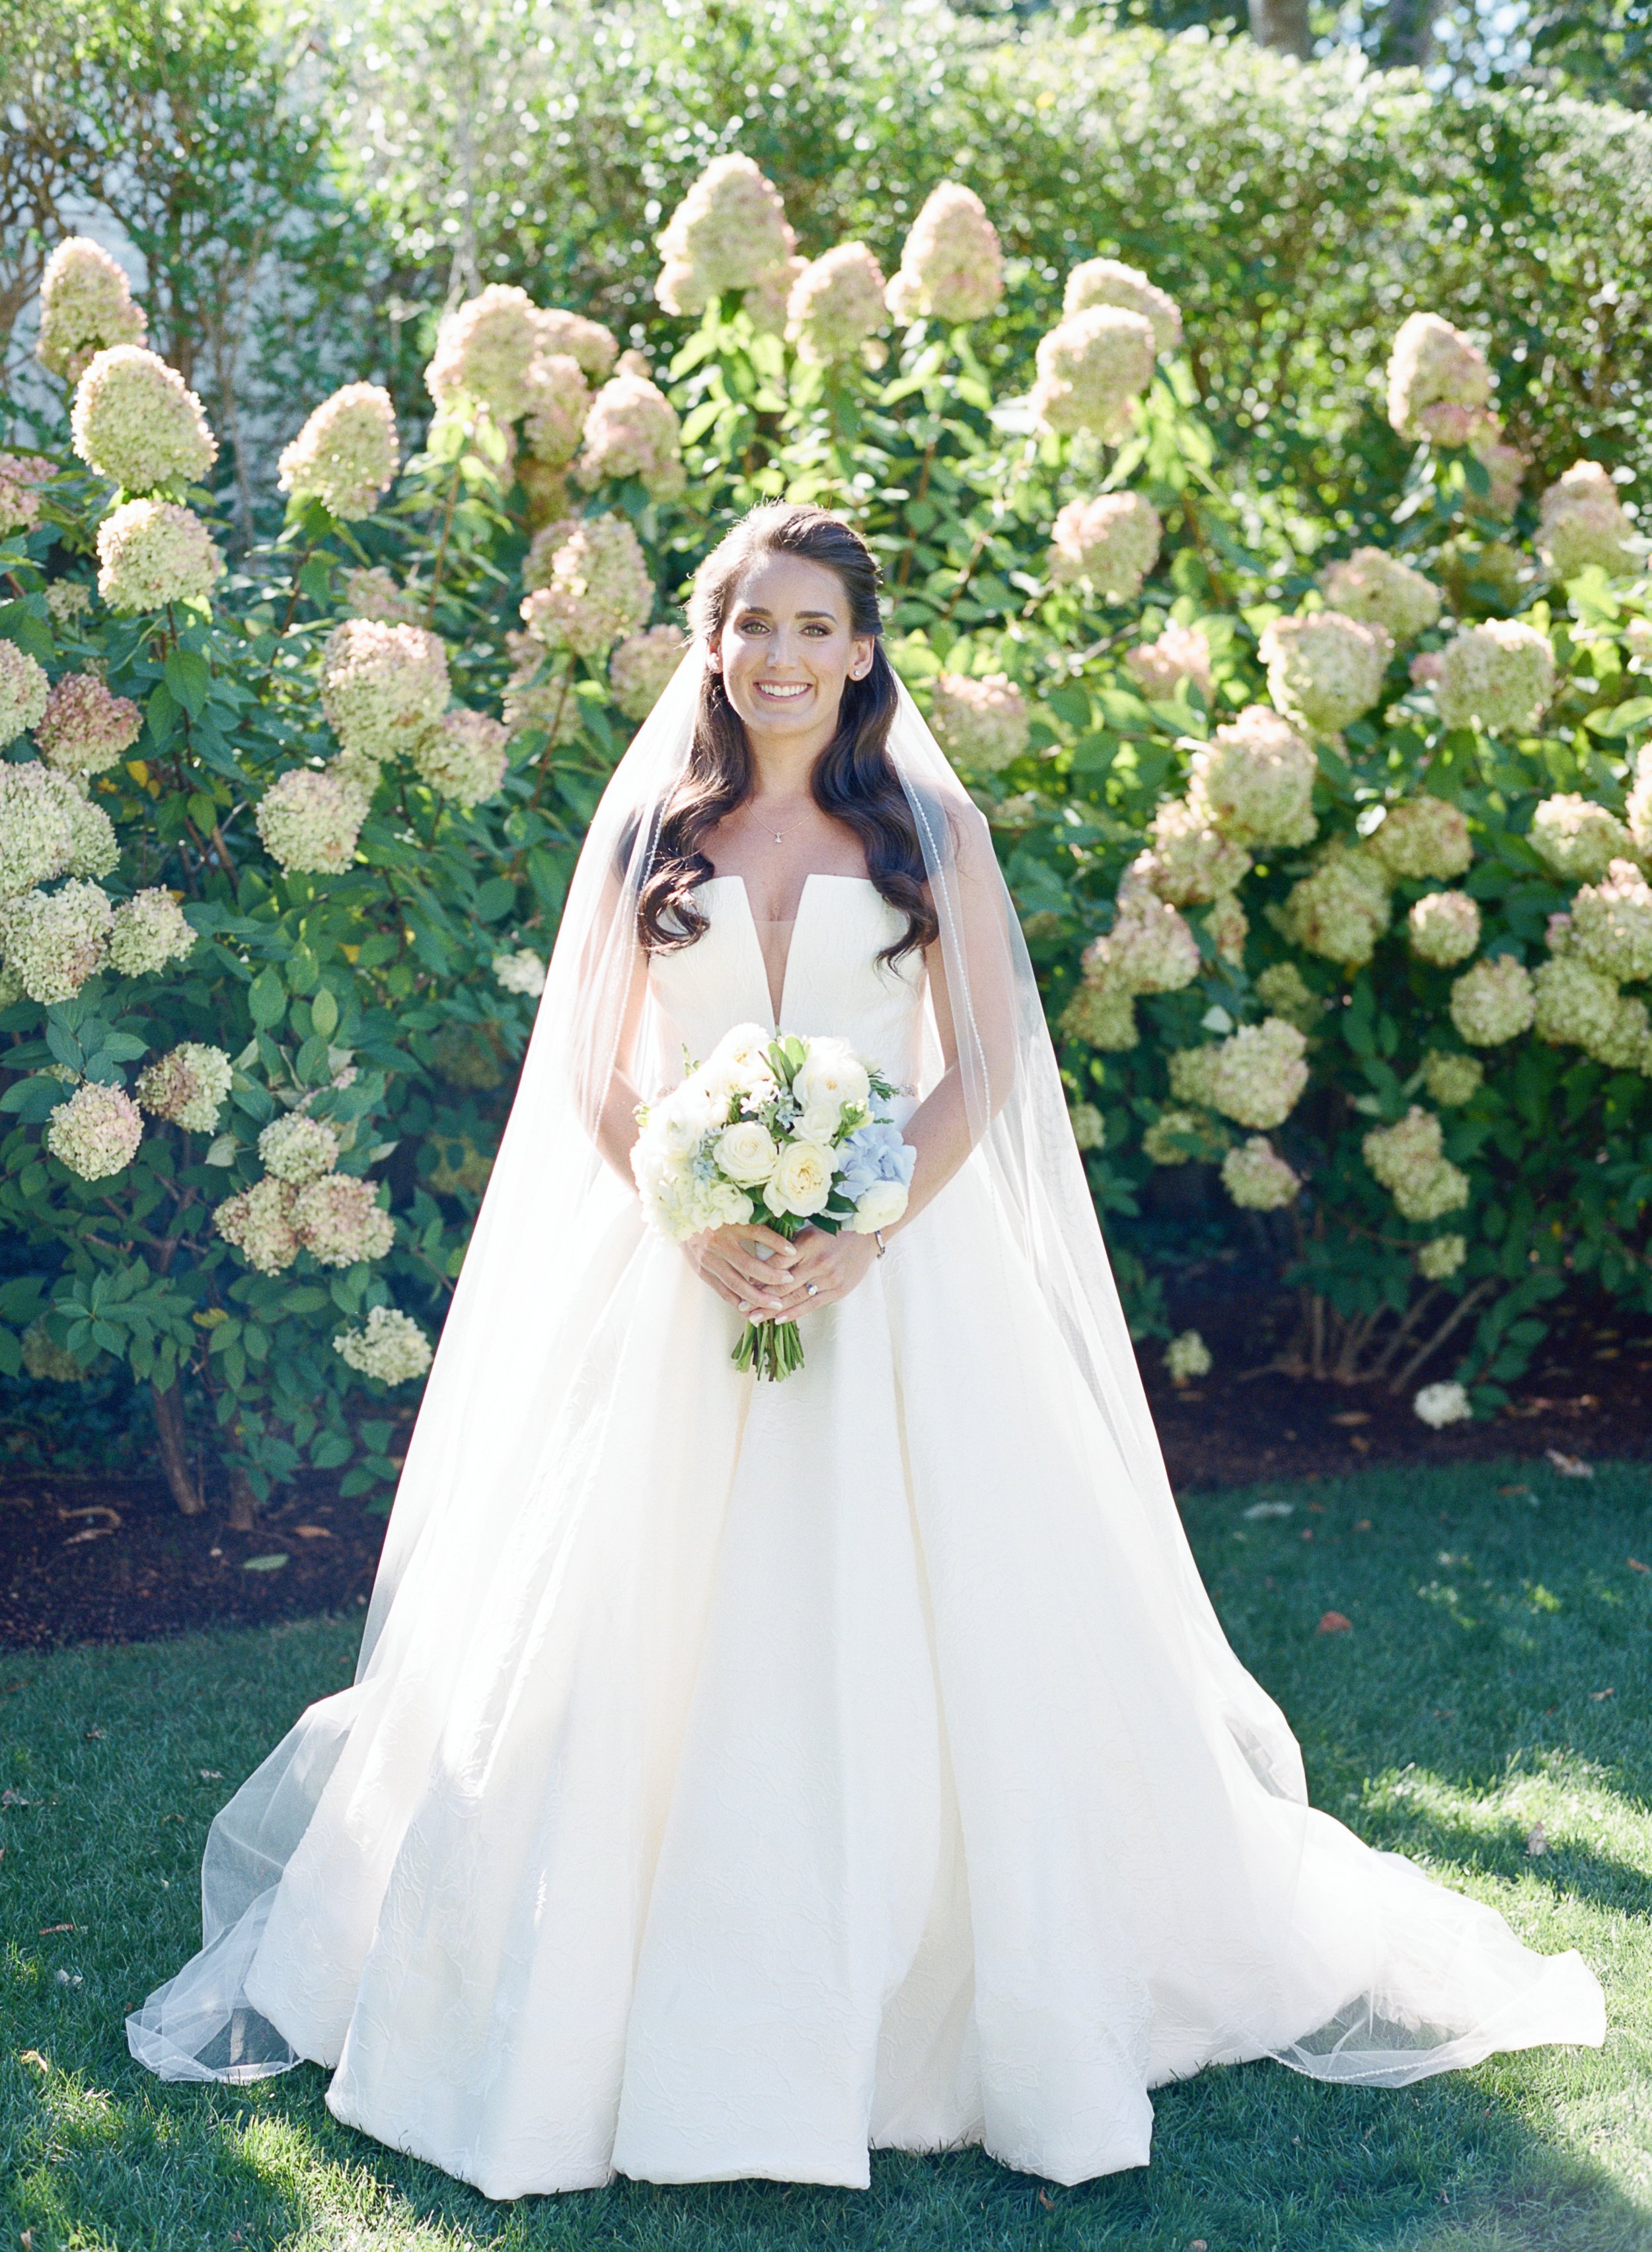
xmin=5 ymin=184 xmax=1652 ymax=1512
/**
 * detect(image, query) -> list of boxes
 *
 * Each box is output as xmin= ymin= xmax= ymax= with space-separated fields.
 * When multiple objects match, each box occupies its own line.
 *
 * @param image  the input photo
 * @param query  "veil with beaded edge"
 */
xmin=127 ymin=644 xmax=1603 ymax=2097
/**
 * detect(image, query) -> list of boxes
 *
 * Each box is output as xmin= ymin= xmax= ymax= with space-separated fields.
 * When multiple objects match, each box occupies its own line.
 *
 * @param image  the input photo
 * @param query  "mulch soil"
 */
xmin=3 ymin=1296 xmax=1648 ymax=1652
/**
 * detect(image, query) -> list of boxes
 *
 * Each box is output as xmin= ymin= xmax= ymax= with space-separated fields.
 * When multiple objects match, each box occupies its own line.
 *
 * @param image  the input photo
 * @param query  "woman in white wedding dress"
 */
xmin=128 ymin=504 xmax=1604 ymax=2198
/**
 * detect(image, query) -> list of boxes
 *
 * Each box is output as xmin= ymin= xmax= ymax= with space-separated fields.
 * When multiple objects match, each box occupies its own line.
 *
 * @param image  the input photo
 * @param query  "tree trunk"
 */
xmin=1248 ymin=0 xmax=1312 ymax=56
xmin=151 ymin=1381 xmax=204 ymax=1515
xmin=225 ymin=1466 xmax=258 ymax=1532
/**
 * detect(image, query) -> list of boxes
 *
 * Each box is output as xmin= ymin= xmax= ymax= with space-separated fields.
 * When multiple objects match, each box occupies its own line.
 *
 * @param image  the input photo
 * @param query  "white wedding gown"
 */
xmin=128 ymin=873 xmax=1604 ymax=2197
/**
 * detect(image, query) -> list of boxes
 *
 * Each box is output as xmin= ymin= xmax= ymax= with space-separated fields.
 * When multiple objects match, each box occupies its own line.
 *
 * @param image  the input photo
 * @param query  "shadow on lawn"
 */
xmin=1365 ymin=1799 xmax=1652 ymax=1922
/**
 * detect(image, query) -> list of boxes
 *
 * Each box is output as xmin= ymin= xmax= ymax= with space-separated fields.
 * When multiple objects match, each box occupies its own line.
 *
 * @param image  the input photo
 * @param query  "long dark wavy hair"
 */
xmin=636 ymin=504 xmax=938 ymax=965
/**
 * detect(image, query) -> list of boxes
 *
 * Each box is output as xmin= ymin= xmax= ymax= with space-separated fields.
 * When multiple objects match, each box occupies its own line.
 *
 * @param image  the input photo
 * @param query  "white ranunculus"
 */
xmin=714 ymin=1121 xmax=780 ymax=1185
xmin=766 ymin=1139 xmax=833 ymax=1217
xmin=850 ymin=1180 xmax=909 ymax=1233
xmin=792 ymin=1039 xmax=871 ymax=1115
xmin=655 ymin=1091 xmax=712 ymax=1160
xmin=794 ymin=1101 xmax=844 ymax=1147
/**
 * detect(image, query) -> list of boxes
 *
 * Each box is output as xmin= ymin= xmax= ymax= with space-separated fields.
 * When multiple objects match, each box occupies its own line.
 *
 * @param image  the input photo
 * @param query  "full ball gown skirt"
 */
xmin=128 ymin=876 xmax=1605 ymax=2197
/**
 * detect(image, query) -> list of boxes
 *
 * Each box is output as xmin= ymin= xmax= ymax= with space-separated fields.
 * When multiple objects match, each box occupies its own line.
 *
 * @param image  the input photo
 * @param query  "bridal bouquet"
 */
xmin=632 ymin=1023 xmax=917 ymax=1380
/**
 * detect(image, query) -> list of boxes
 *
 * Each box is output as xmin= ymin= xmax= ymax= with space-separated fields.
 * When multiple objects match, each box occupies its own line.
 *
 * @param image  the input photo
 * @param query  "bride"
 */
xmin=128 ymin=503 xmax=1604 ymax=2197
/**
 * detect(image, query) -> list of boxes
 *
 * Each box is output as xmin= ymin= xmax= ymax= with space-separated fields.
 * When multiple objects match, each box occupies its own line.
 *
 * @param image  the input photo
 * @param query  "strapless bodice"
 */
xmin=646 ymin=875 xmax=926 ymax=1087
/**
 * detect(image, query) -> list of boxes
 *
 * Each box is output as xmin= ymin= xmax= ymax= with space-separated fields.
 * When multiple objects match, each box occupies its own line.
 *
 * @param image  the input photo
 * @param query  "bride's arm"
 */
xmin=591 ymin=942 xmax=650 ymax=1183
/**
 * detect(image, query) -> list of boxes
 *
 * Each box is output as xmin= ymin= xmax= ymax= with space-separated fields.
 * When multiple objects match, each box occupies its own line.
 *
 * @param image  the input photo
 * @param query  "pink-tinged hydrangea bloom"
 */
xmin=493 ymin=948 xmax=546 ymax=998
xmin=656 ymin=155 xmax=798 ymax=314
xmin=502 ymin=632 xmax=585 ymax=743
xmin=885 ymin=183 xmax=1003 ymax=325
xmin=928 ymin=673 xmax=1030 ymax=772
xmin=1422 ymin=1051 xmax=1483 ymax=1107
xmin=610 ymin=624 xmax=689 ymax=720
xmin=521 ymin=517 xmax=579 ymax=593
xmin=44 ymin=581 xmax=92 ymax=626
xmin=259 ymin=1111 xmax=340 ymax=1183
xmin=255 ymin=767 xmax=369 ymax=875
xmin=1408 ymin=889 xmax=1481 ymax=966
xmin=1126 ymin=623 xmax=1211 ymax=702
xmin=532 ymin=308 xmax=619 ymax=381
xmin=1318 ymin=548 xmax=1442 ymax=643
xmin=1283 ymin=843 xmax=1392 ymax=968
xmin=34 ymin=672 xmax=141 ymax=773
xmin=1048 ymin=490 xmax=1162 ymax=599
xmin=0 ymin=880 xmax=112 ymax=1002
xmin=1571 ymin=858 xmax=1652 ymax=983
xmin=1450 ymin=952 xmax=1536 ymax=1045
xmin=1187 ymin=705 xmax=1317 ymax=850
xmin=1435 ymin=619 xmax=1555 ymax=735
xmin=278 ymin=384 xmax=398 ymax=519
xmin=1205 ymin=889 xmax=1248 ymax=967
xmin=319 ymin=618 xmax=450 ymax=761
xmin=36 ymin=239 xmax=147 ymax=383
xmin=45 ymin=1078 xmax=141 ymax=1182
xmin=1386 ymin=313 xmax=1493 ymax=447
xmin=0 ymin=453 xmax=54 ymax=537
xmin=71 ymin=346 xmax=216 ymax=493
xmin=334 ymin=1303 xmax=432 ymax=1383
xmin=0 ymin=761 xmax=83 ymax=894
xmin=575 ymin=371 xmax=685 ymax=500
xmin=340 ymin=566 xmax=422 ymax=625
xmin=519 ymin=513 xmax=653 ymax=659
xmin=522 ymin=353 xmax=591 ymax=469
xmin=0 ymin=640 xmax=50 ymax=746
xmin=425 ymin=285 xmax=543 ymax=422
xmin=1470 ymin=420 xmax=1526 ymax=517
xmin=95 ymin=500 xmax=223 ymax=612
xmin=1363 ymin=1106 xmax=1469 ymax=1222
xmin=1259 ymin=611 xmax=1392 ymax=737
xmin=135 ymin=1042 xmax=232 ymax=1132
xmin=1060 ymin=981 xmax=1138 ymax=1050
xmin=786 ymin=243 xmax=888 ymax=365
xmin=1032 ymin=307 xmax=1155 ymax=441
xmin=1081 ymin=896 xmax=1200 ymax=996
xmin=1538 ymin=461 xmax=1637 ymax=580
xmin=412 ymin=708 xmax=511 ymax=808
xmin=1370 ymin=794 xmax=1472 ymax=882
xmin=291 ymin=1172 xmax=394 ymax=1267
xmin=1062 ymin=258 xmax=1182 ymax=354
xmin=1222 ymin=1135 xmax=1300 ymax=1211
xmin=215 ymin=1176 xmax=301 ymax=1273
xmin=108 ymin=886 xmax=195 ymax=976
xmin=1134 ymin=800 xmax=1251 ymax=906
xmin=1528 ymin=792 xmax=1635 ymax=881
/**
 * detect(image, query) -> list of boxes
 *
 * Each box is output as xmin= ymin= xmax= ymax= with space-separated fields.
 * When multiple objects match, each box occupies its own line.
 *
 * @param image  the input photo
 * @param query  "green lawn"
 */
xmin=4 ymin=1458 xmax=1652 ymax=2251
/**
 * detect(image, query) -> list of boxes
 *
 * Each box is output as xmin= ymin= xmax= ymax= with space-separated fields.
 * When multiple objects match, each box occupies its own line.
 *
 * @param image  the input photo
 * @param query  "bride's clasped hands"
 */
xmin=683 ymin=1217 xmax=880 ymax=1318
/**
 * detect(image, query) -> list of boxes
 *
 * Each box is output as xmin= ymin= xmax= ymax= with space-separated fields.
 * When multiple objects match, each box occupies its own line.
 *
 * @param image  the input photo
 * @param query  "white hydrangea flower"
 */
xmin=1222 ymin=1135 xmax=1300 ymax=1211
xmin=334 ymin=1303 xmax=433 ymax=1384
xmin=258 ymin=1111 xmax=340 ymax=1183
xmin=0 ymin=640 xmax=50 ymax=747
xmin=1187 ymin=706 xmax=1318 ymax=850
xmin=44 ymin=580 xmax=93 ymax=626
xmin=1059 ymin=981 xmax=1137 ymax=1051
xmin=1205 ymin=889 xmax=1248 ymax=968
xmin=533 ymin=308 xmax=619 ymax=381
xmin=1528 ymin=793 xmax=1636 ymax=883
xmin=1537 ymin=461 xmax=1635 ymax=580
xmin=71 ymin=346 xmax=217 ymax=492
xmin=1450 ymin=953 xmax=1535 ymax=1046
xmin=108 ymin=886 xmax=195 ymax=975
xmin=787 ymin=243 xmax=887 ymax=365
xmin=1386 ymin=313 xmax=1493 ymax=447
xmin=1569 ymin=858 xmax=1652 ymax=983
xmin=1363 ymin=1106 xmax=1470 ymax=1222
xmin=885 ymin=183 xmax=1003 ymax=324
xmin=278 ymin=384 xmax=398 ymax=519
xmin=215 ymin=1176 xmax=301 ymax=1273
xmin=45 ymin=1078 xmax=142 ymax=1180
xmin=519 ymin=514 xmax=653 ymax=660
xmin=1047 ymin=492 xmax=1162 ymax=600
xmin=656 ymin=155 xmax=797 ymax=315
xmin=1370 ymin=795 xmax=1472 ymax=882
xmin=1408 ymin=889 xmax=1481 ymax=967
xmin=255 ymin=767 xmax=370 ymax=876
xmin=1421 ymin=1051 xmax=1483 ymax=1107
xmin=1081 ymin=896 xmax=1201 ymax=996
xmin=412 ymin=708 xmax=510 ymax=809
xmin=96 ymin=499 xmax=223 ymax=612
xmin=1417 ymin=1233 xmax=1468 ymax=1281
xmin=290 ymin=1172 xmax=394 ymax=1267
xmin=319 ymin=619 xmax=450 ymax=762
xmin=1134 ymin=800 xmax=1251 ymax=907
xmin=1532 ymin=953 xmax=1621 ymax=1053
xmin=493 ymin=948 xmax=546 ymax=998
xmin=1142 ymin=1106 xmax=1225 ymax=1166
xmin=609 ymin=625 xmax=688 ymax=722
xmin=1126 ymin=623 xmax=1211 ymax=703
xmin=425 ymin=285 xmax=544 ymax=422
xmin=0 ymin=761 xmax=85 ymax=895
xmin=1318 ymin=548 xmax=1442 ymax=643
xmin=1164 ymin=1330 xmax=1212 ymax=1383
xmin=1031 ymin=307 xmax=1155 ymax=441
xmin=135 ymin=1042 xmax=232 ymax=1133
xmin=1414 ymin=1378 xmax=1472 ymax=1427
xmin=1254 ymin=960 xmax=1326 ymax=1032
xmin=520 ymin=352 xmax=591 ymax=470
xmin=1468 ymin=420 xmax=1527 ymax=518
xmin=1283 ymin=844 xmax=1392 ymax=969
xmin=1068 ymin=1100 xmax=1106 ymax=1151
xmin=1062 ymin=258 xmax=1181 ymax=353
xmin=501 ymin=630 xmax=584 ymax=745
xmin=1627 ymin=747 xmax=1652 ymax=862
xmin=1258 ymin=611 xmax=1392 ymax=738
xmin=0 ymin=879 xmax=112 ymax=1001
xmin=0 ymin=454 xmax=54 ymax=538
xmin=1435 ymin=620 xmax=1555 ymax=735
xmin=36 ymin=237 xmax=147 ymax=383
xmin=65 ymin=792 xmax=118 ymax=881
xmin=340 ymin=566 xmax=422 ymax=625
xmin=574 ymin=371 xmax=684 ymax=500
xmin=1205 ymin=1017 xmax=1310 ymax=1131
xmin=929 ymin=673 xmax=1030 ymax=771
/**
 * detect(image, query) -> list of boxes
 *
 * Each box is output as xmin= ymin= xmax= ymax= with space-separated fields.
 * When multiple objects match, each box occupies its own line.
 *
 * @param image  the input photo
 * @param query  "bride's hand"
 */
xmin=682 ymin=1220 xmax=800 ymax=1314
xmin=766 ymin=1225 xmax=878 ymax=1316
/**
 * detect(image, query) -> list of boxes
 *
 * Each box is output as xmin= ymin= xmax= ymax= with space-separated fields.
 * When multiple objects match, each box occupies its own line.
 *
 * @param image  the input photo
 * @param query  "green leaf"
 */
xmin=309 ymin=985 xmax=340 ymax=1039
xmin=241 ymin=1552 xmax=289 ymax=1572
xmin=248 ymin=967 xmax=285 ymax=1028
xmin=164 ymin=646 xmax=210 ymax=720
xmin=1585 ymin=696 xmax=1652 ymax=737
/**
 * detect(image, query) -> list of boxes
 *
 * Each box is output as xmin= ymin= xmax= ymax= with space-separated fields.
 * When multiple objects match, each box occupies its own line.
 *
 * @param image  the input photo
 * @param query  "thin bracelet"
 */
xmin=873 ymin=1229 xmax=887 ymax=1259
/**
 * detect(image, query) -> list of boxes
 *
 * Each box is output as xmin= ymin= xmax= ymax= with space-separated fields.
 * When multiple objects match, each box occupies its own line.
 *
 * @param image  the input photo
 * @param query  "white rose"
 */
xmin=792 ymin=1039 xmax=870 ymax=1115
xmin=849 ymin=1180 xmax=909 ymax=1233
xmin=655 ymin=1095 xmax=709 ymax=1160
xmin=765 ymin=1139 xmax=833 ymax=1218
xmin=707 ymin=1180 xmax=755 ymax=1228
xmin=708 ymin=1022 xmax=774 ymax=1075
xmin=713 ymin=1121 xmax=779 ymax=1186
xmin=794 ymin=1101 xmax=843 ymax=1147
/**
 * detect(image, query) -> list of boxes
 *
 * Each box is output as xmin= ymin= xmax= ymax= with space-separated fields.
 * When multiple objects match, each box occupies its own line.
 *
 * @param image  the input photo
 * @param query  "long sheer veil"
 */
xmin=128 ymin=644 xmax=1308 ymax=2085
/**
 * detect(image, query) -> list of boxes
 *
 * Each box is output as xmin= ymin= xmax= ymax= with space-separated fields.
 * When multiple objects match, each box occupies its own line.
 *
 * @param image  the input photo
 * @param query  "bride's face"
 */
xmin=713 ymin=552 xmax=874 ymax=749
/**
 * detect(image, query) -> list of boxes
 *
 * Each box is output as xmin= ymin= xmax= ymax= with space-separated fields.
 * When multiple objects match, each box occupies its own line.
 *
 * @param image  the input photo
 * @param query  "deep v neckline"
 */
xmin=708 ymin=874 xmax=876 ymax=1028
